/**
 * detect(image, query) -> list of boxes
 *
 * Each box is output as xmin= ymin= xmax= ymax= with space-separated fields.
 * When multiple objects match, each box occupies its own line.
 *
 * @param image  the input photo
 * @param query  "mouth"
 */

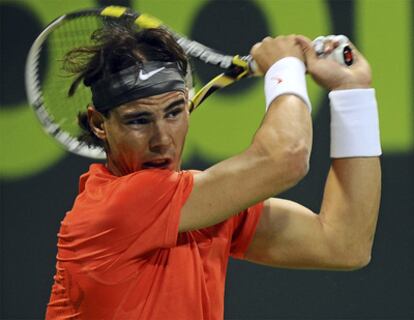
xmin=142 ymin=158 xmax=173 ymax=170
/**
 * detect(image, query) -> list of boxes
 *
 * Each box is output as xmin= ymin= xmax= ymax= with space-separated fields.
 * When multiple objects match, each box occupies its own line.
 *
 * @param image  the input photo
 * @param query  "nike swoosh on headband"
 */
xmin=139 ymin=67 xmax=166 ymax=80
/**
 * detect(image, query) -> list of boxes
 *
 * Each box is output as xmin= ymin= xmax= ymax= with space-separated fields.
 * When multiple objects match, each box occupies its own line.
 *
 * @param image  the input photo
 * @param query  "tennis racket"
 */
xmin=25 ymin=5 xmax=352 ymax=159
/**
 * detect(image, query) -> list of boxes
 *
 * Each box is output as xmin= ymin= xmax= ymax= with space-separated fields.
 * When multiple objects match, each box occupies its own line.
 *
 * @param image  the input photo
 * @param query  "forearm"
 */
xmin=320 ymin=157 xmax=381 ymax=264
xmin=311 ymin=48 xmax=383 ymax=263
xmin=252 ymin=94 xmax=312 ymax=181
xmin=180 ymin=95 xmax=311 ymax=232
xmin=250 ymin=39 xmax=313 ymax=189
xmin=250 ymin=56 xmax=313 ymax=192
xmin=196 ymin=96 xmax=311 ymax=219
xmin=205 ymin=61 xmax=314 ymax=210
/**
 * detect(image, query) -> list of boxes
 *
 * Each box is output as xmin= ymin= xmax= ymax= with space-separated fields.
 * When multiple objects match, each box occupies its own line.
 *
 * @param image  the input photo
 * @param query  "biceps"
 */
xmin=245 ymin=198 xmax=336 ymax=269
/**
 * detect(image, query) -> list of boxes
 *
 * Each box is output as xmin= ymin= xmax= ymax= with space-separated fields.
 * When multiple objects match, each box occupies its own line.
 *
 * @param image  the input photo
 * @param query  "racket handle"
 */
xmin=312 ymin=35 xmax=353 ymax=66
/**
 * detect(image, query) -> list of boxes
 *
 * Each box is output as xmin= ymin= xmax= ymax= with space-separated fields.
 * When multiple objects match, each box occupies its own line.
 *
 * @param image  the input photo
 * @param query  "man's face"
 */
xmin=99 ymin=91 xmax=189 ymax=176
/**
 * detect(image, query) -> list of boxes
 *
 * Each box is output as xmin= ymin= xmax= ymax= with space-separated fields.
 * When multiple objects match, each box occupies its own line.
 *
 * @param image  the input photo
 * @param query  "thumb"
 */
xmin=295 ymin=35 xmax=317 ymax=66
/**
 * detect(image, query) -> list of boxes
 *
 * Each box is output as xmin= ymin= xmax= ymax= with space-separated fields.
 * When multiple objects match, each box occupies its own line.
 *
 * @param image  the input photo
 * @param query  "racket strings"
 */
xmin=40 ymin=15 xmax=103 ymax=136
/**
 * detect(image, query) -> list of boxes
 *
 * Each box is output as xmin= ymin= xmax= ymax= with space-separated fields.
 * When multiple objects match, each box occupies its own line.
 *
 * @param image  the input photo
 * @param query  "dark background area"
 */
xmin=1 ymin=0 xmax=413 ymax=319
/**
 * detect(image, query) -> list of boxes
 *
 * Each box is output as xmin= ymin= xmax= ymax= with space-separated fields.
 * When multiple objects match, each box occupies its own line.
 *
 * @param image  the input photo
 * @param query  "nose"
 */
xmin=149 ymin=121 xmax=172 ymax=153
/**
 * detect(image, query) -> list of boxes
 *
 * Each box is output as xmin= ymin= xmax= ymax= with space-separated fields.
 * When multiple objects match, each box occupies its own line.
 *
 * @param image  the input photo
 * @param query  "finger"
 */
xmin=340 ymin=38 xmax=366 ymax=61
xmin=345 ymin=41 xmax=364 ymax=61
xmin=296 ymin=35 xmax=317 ymax=63
xmin=324 ymin=39 xmax=341 ymax=54
xmin=348 ymin=41 xmax=372 ymax=70
xmin=347 ymin=40 xmax=362 ymax=55
xmin=250 ymin=42 xmax=262 ymax=56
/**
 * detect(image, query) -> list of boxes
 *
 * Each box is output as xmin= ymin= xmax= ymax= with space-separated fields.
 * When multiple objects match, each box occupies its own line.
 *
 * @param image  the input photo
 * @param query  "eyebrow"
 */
xmin=121 ymin=98 xmax=186 ymax=119
xmin=164 ymin=98 xmax=186 ymax=112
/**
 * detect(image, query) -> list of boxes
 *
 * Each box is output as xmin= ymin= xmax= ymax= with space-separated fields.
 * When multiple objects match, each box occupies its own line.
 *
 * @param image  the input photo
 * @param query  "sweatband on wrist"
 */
xmin=329 ymin=88 xmax=381 ymax=158
xmin=264 ymin=57 xmax=311 ymax=112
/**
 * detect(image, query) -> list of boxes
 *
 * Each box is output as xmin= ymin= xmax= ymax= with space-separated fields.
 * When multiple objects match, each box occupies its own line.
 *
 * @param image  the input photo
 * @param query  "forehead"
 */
xmin=113 ymin=91 xmax=187 ymax=115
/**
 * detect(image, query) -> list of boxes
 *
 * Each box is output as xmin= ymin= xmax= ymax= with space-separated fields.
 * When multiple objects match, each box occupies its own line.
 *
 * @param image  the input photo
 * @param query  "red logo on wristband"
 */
xmin=271 ymin=77 xmax=283 ymax=85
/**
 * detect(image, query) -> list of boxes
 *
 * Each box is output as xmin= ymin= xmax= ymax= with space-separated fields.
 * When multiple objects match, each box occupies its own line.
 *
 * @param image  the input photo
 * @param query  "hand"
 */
xmin=296 ymin=35 xmax=372 ymax=90
xmin=250 ymin=35 xmax=305 ymax=74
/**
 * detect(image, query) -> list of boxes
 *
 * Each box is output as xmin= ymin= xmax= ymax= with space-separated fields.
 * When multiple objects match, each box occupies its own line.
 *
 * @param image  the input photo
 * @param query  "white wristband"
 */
xmin=264 ymin=57 xmax=311 ymax=112
xmin=330 ymin=88 xmax=382 ymax=158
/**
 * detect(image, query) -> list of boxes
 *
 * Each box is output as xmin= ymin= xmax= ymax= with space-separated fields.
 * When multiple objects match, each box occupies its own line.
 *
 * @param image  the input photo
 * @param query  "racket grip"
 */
xmin=312 ymin=35 xmax=353 ymax=66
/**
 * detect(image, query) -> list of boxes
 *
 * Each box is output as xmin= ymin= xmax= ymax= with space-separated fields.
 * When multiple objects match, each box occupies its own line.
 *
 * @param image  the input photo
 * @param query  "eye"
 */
xmin=166 ymin=107 xmax=183 ymax=119
xmin=126 ymin=118 xmax=150 ymax=125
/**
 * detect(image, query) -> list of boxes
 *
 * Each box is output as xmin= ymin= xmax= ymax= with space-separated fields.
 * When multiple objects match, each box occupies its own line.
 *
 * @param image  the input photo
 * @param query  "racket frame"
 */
xmin=25 ymin=6 xmax=255 ymax=159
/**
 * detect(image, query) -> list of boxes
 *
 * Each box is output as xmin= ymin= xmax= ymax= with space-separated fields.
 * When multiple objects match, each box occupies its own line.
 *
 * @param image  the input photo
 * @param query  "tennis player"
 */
xmin=45 ymin=26 xmax=381 ymax=319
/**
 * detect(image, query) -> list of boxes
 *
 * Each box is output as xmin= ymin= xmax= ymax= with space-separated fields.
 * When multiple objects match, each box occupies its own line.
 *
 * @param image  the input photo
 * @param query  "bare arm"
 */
xmin=245 ymin=37 xmax=381 ymax=270
xmin=246 ymin=158 xmax=380 ymax=270
xmin=321 ymin=157 xmax=381 ymax=266
xmin=179 ymin=36 xmax=313 ymax=232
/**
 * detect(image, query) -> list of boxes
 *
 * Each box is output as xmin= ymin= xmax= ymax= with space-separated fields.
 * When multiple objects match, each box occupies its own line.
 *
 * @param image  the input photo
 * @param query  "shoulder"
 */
xmin=121 ymin=169 xmax=194 ymax=188
xmin=109 ymin=169 xmax=194 ymax=204
xmin=78 ymin=166 xmax=195 ymax=206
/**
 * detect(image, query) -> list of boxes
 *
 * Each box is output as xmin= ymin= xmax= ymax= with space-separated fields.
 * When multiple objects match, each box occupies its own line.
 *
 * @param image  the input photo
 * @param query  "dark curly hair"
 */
xmin=64 ymin=24 xmax=189 ymax=148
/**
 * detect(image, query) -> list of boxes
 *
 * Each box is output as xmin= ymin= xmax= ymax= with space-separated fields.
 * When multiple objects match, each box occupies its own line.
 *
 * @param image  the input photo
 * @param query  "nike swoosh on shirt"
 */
xmin=139 ymin=67 xmax=166 ymax=80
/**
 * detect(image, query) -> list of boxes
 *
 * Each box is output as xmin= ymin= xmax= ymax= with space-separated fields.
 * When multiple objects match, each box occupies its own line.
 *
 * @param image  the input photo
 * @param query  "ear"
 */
xmin=87 ymin=106 xmax=107 ymax=141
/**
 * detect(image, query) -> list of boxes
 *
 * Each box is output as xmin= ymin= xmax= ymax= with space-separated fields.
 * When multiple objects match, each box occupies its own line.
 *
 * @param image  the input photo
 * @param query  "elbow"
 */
xmin=334 ymin=246 xmax=373 ymax=271
xmin=251 ymin=131 xmax=310 ymax=187
xmin=341 ymin=254 xmax=372 ymax=271
xmin=355 ymin=248 xmax=373 ymax=269
xmin=291 ymin=148 xmax=310 ymax=183
xmin=279 ymin=143 xmax=310 ymax=187
xmin=338 ymin=237 xmax=376 ymax=271
xmin=357 ymin=254 xmax=372 ymax=269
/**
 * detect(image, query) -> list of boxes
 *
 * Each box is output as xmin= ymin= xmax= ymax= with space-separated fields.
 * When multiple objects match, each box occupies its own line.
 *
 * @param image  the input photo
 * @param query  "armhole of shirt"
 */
xmin=231 ymin=202 xmax=264 ymax=259
xmin=164 ymin=171 xmax=194 ymax=246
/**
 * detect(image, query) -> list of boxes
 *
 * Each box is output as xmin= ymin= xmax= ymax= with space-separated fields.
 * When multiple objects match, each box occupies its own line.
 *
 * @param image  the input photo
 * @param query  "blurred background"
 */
xmin=1 ymin=0 xmax=413 ymax=318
